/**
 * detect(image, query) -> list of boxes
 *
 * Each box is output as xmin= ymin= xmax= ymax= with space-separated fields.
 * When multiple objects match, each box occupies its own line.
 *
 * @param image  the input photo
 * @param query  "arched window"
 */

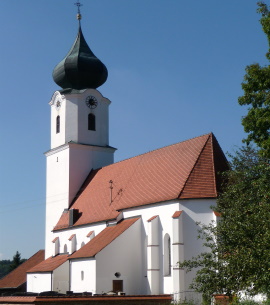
xmin=56 ymin=115 xmax=60 ymax=133
xmin=88 ymin=113 xmax=96 ymax=131
xmin=164 ymin=233 xmax=171 ymax=276
xmin=63 ymin=244 xmax=67 ymax=253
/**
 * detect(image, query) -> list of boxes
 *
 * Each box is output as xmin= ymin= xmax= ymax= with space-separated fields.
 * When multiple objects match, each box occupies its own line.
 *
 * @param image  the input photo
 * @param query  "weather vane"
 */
xmin=74 ymin=1 xmax=83 ymax=21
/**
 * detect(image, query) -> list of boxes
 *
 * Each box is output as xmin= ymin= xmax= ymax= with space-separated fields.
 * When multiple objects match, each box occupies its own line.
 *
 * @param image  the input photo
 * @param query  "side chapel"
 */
xmin=25 ymin=6 xmax=228 ymax=301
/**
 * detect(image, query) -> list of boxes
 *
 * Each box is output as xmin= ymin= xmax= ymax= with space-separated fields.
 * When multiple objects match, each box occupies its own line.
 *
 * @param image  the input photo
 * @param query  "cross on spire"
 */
xmin=74 ymin=1 xmax=83 ymax=21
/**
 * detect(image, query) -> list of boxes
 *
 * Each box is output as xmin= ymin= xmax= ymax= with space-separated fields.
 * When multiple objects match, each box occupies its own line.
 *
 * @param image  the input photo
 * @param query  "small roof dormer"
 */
xmin=52 ymin=5 xmax=108 ymax=90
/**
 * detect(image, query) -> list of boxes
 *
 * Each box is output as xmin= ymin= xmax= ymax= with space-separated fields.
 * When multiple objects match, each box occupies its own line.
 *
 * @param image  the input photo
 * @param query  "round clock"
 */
xmin=55 ymin=100 xmax=61 ymax=110
xmin=85 ymin=96 xmax=98 ymax=109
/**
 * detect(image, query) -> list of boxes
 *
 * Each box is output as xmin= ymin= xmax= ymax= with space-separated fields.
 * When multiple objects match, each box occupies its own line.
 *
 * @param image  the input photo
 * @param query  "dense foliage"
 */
xmin=0 ymin=251 xmax=26 ymax=279
xmin=0 ymin=260 xmax=12 ymax=279
xmin=238 ymin=2 xmax=270 ymax=158
xmin=179 ymin=146 xmax=270 ymax=301
xmin=9 ymin=251 xmax=24 ymax=272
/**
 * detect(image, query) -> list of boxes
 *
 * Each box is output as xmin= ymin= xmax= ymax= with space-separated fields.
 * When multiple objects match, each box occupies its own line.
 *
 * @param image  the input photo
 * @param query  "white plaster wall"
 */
xmin=50 ymin=91 xmax=66 ymax=149
xmin=50 ymin=89 xmax=111 ymax=149
xmin=77 ymin=89 xmax=110 ymax=146
xmin=122 ymin=198 xmax=216 ymax=298
xmin=123 ymin=201 xmax=178 ymax=295
xmin=45 ymin=146 xmax=70 ymax=258
xmin=147 ymin=217 xmax=161 ymax=294
xmin=181 ymin=199 xmax=217 ymax=294
xmin=50 ymin=222 xmax=106 ymax=259
xmin=96 ymin=218 xmax=143 ymax=295
xmin=68 ymin=143 xmax=115 ymax=205
xmin=45 ymin=143 xmax=115 ymax=259
xmin=52 ymin=261 xmax=69 ymax=293
xmin=27 ymin=273 xmax=52 ymax=293
xmin=46 ymin=89 xmax=115 ymax=259
xmin=70 ymin=259 xmax=96 ymax=293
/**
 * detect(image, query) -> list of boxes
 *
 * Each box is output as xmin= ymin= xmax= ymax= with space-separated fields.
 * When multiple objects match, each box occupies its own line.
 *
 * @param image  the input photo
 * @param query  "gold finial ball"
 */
xmin=77 ymin=13 xmax=82 ymax=20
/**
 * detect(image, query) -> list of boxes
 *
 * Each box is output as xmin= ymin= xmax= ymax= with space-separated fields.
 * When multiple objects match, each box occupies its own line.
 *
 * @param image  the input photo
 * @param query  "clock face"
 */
xmin=55 ymin=100 xmax=61 ymax=109
xmin=85 ymin=96 xmax=98 ymax=109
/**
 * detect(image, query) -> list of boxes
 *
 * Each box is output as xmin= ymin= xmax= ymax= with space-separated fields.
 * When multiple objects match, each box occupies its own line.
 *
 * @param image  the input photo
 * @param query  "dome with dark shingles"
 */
xmin=52 ymin=25 xmax=108 ymax=90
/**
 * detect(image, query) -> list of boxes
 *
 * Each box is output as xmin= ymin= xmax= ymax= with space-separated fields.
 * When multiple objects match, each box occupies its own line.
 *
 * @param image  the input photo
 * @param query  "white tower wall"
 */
xmin=45 ymin=89 xmax=116 ymax=259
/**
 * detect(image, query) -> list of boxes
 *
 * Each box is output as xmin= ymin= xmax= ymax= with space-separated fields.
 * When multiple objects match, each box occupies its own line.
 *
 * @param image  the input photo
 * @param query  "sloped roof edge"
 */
xmin=69 ymin=217 xmax=140 ymax=259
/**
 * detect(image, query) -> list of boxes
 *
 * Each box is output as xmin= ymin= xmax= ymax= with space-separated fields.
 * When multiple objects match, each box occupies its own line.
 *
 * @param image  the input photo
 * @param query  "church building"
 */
xmin=25 ymin=7 xmax=228 ymax=301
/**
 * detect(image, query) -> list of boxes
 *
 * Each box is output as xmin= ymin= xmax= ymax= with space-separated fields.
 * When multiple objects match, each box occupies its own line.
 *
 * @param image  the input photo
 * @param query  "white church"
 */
xmin=25 ymin=8 xmax=228 ymax=301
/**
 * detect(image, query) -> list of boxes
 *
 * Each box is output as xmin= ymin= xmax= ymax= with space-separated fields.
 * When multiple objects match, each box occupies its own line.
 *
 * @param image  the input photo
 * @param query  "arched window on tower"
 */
xmin=56 ymin=115 xmax=60 ymax=133
xmin=164 ymin=233 xmax=171 ymax=276
xmin=88 ymin=113 xmax=96 ymax=131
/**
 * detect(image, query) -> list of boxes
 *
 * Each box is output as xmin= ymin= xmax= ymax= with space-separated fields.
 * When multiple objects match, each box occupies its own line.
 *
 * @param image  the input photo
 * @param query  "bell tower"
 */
xmin=45 ymin=4 xmax=116 ymax=258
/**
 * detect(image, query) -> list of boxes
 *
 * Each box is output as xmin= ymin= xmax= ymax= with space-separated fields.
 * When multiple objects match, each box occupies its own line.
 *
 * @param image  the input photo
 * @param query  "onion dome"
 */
xmin=52 ymin=25 xmax=108 ymax=90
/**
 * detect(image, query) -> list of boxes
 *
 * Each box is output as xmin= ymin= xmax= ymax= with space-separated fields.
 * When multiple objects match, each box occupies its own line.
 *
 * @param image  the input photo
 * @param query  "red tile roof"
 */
xmin=0 ymin=294 xmax=172 ymax=304
xmin=70 ymin=217 xmax=140 ymax=259
xmin=86 ymin=230 xmax=94 ymax=237
xmin=172 ymin=211 xmax=183 ymax=218
xmin=68 ymin=234 xmax=75 ymax=241
xmin=0 ymin=296 xmax=36 ymax=303
xmin=54 ymin=133 xmax=228 ymax=230
xmin=0 ymin=250 xmax=44 ymax=289
xmin=27 ymin=254 xmax=69 ymax=273
xmin=52 ymin=237 xmax=59 ymax=243
xmin=147 ymin=216 xmax=158 ymax=222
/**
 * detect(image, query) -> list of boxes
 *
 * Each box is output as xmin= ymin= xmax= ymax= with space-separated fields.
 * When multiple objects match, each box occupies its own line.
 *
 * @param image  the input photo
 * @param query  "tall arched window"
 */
xmin=56 ymin=115 xmax=60 ymax=133
xmin=88 ymin=113 xmax=96 ymax=131
xmin=164 ymin=233 xmax=171 ymax=276
xmin=63 ymin=244 xmax=67 ymax=253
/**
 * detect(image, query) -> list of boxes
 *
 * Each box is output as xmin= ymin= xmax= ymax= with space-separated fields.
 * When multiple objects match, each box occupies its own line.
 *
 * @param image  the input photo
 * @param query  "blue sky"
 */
xmin=0 ymin=0 xmax=268 ymax=260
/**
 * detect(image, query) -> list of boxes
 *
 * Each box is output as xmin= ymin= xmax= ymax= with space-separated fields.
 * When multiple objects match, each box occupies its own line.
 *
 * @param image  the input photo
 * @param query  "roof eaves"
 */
xmin=53 ymin=216 xmax=117 ymax=232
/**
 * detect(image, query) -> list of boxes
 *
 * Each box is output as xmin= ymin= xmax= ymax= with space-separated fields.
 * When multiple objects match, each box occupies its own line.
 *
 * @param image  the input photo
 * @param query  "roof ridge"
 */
xmin=104 ymin=133 xmax=213 ymax=169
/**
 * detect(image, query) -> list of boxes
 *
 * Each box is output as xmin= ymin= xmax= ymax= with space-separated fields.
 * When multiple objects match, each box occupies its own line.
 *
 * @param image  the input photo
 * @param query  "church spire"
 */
xmin=52 ymin=2 xmax=108 ymax=90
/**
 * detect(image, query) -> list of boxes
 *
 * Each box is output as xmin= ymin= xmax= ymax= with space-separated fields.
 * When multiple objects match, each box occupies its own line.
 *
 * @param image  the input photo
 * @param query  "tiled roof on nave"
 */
xmin=54 ymin=133 xmax=228 ymax=231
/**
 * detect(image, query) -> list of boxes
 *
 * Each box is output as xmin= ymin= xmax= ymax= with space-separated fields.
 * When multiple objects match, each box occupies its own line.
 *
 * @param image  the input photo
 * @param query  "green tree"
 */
xmin=179 ymin=146 xmax=270 ymax=301
xmin=9 ymin=251 xmax=23 ymax=272
xmin=0 ymin=260 xmax=11 ymax=279
xmin=238 ymin=2 xmax=270 ymax=158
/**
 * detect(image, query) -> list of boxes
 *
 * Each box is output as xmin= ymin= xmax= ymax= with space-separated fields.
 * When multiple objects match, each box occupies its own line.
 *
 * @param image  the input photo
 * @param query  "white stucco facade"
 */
xmin=27 ymin=261 xmax=69 ymax=294
xmin=70 ymin=259 xmax=96 ymax=293
xmin=27 ymin=273 xmax=52 ymax=293
xmin=45 ymin=89 xmax=115 ymax=259
xmin=95 ymin=218 xmax=143 ymax=295
xmin=33 ymin=196 xmax=218 ymax=300
xmin=50 ymin=89 xmax=111 ymax=149
xmin=52 ymin=261 xmax=69 ymax=293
